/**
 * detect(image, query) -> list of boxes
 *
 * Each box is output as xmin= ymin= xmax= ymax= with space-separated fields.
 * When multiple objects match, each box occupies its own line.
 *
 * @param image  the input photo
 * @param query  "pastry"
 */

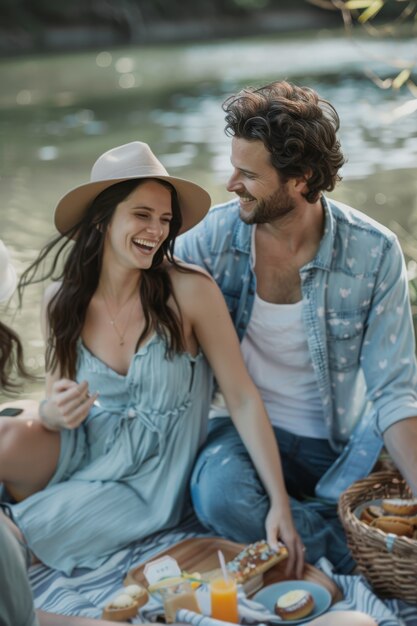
xmin=102 ymin=583 xmax=148 ymax=621
xmin=102 ymin=592 xmax=139 ymax=622
xmin=382 ymin=498 xmax=417 ymax=517
xmin=371 ymin=515 xmax=415 ymax=537
xmin=360 ymin=504 xmax=384 ymax=524
xmin=226 ymin=540 xmax=288 ymax=583
xmin=275 ymin=589 xmax=315 ymax=620
xmin=124 ymin=583 xmax=149 ymax=608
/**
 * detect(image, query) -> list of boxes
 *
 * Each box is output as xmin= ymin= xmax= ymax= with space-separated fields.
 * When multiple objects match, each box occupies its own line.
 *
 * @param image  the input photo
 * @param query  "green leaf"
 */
xmin=358 ymin=0 xmax=384 ymax=23
xmin=392 ymin=69 xmax=411 ymax=89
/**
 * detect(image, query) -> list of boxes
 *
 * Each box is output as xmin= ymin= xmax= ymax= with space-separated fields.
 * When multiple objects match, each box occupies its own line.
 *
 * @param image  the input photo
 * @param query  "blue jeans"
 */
xmin=190 ymin=418 xmax=355 ymax=574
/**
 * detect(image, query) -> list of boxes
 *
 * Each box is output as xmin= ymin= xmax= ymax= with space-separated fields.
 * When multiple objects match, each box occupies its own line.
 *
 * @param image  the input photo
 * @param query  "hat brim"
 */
xmin=54 ymin=175 xmax=211 ymax=237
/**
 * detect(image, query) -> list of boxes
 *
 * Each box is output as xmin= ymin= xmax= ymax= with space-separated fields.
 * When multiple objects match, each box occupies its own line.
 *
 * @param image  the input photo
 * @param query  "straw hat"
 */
xmin=54 ymin=141 xmax=211 ymax=235
xmin=0 ymin=240 xmax=17 ymax=303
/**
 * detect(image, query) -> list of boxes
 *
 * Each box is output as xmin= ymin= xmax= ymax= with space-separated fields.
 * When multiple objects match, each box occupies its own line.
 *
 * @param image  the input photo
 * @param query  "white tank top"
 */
xmin=240 ymin=228 xmax=327 ymax=439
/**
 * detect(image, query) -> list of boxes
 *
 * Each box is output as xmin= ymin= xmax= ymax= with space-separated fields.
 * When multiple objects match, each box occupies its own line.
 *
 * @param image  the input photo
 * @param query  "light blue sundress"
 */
xmin=10 ymin=335 xmax=213 ymax=574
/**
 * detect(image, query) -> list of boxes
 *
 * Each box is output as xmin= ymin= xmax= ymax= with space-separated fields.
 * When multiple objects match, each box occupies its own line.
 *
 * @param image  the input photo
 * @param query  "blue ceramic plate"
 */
xmin=253 ymin=580 xmax=332 ymax=624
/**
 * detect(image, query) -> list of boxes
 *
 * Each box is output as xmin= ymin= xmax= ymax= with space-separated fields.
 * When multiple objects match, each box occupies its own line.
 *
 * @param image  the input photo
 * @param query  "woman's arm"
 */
xmin=177 ymin=270 xmax=305 ymax=577
xmin=39 ymin=283 xmax=97 ymax=431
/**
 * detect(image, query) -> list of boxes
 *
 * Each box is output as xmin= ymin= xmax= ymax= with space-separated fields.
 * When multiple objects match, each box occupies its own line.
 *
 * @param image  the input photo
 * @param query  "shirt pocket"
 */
xmin=326 ymin=309 xmax=366 ymax=372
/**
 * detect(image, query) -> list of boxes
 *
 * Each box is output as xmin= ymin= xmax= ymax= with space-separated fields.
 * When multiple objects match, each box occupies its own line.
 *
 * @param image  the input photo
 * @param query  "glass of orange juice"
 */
xmin=210 ymin=577 xmax=239 ymax=623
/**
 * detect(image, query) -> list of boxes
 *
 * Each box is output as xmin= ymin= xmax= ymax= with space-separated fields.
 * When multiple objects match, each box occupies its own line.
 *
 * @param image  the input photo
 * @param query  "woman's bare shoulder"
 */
xmin=167 ymin=262 xmax=223 ymax=314
xmin=167 ymin=261 xmax=214 ymax=289
xmin=170 ymin=258 xmax=213 ymax=280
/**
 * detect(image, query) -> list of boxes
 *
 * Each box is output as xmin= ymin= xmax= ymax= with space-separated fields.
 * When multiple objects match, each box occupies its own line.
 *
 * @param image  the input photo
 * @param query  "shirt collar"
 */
xmin=230 ymin=200 xmax=253 ymax=254
xmin=301 ymin=195 xmax=335 ymax=273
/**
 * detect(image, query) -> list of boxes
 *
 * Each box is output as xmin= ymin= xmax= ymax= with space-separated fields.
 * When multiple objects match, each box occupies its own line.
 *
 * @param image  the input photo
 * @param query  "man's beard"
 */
xmin=239 ymin=186 xmax=296 ymax=225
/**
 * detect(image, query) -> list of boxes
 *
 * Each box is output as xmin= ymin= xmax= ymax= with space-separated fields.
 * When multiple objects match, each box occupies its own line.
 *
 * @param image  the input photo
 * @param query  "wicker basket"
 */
xmin=338 ymin=469 xmax=417 ymax=603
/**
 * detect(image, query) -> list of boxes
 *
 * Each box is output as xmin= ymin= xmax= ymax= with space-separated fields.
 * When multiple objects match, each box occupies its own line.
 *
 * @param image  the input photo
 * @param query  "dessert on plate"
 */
xmin=274 ymin=589 xmax=315 ymax=621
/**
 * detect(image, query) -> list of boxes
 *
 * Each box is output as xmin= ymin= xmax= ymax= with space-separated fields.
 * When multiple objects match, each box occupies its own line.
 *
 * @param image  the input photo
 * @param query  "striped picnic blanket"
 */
xmin=29 ymin=513 xmax=417 ymax=625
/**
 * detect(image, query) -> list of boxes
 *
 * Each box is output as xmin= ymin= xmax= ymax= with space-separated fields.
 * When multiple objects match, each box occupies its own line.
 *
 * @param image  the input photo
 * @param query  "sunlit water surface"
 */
xmin=1 ymin=30 xmax=416 ymax=400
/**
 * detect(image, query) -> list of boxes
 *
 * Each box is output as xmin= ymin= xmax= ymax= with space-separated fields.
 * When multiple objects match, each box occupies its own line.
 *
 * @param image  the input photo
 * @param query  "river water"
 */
xmin=1 ymin=29 xmax=417 ymax=400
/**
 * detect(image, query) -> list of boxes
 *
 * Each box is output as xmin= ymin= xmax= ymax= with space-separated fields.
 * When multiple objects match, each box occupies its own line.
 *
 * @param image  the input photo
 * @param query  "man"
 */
xmin=176 ymin=81 xmax=417 ymax=573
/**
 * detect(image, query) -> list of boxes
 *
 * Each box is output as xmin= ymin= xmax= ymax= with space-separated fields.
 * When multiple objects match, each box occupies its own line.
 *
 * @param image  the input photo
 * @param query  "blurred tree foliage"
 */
xmin=308 ymin=0 xmax=417 ymax=96
xmin=0 ymin=0 xmax=298 ymax=28
xmin=0 ymin=0 xmax=328 ymax=52
xmin=307 ymin=0 xmax=417 ymax=329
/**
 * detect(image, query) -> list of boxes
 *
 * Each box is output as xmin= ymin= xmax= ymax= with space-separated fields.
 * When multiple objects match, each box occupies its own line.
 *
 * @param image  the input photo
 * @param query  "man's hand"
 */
xmin=383 ymin=416 xmax=417 ymax=495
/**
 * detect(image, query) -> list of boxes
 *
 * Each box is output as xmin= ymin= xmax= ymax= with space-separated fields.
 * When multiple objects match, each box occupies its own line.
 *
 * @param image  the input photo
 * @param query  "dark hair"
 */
xmin=223 ymin=81 xmax=346 ymax=203
xmin=19 ymin=178 xmax=186 ymax=379
xmin=0 ymin=321 xmax=32 ymax=392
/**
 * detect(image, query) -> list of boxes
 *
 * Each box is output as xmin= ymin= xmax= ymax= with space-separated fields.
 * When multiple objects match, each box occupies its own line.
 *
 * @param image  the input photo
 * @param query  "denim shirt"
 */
xmin=176 ymin=196 xmax=417 ymax=497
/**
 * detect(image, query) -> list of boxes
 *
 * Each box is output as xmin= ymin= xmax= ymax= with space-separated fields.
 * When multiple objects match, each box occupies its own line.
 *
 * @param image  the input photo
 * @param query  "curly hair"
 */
xmin=19 ymin=178 xmax=187 ymax=380
xmin=223 ymin=81 xmax=346 ymax=203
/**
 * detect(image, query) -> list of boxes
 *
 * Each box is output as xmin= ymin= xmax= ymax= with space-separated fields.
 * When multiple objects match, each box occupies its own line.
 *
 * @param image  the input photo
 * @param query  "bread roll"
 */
xmin=371 ymin=515 xmax=414 ymax=537
xmin=102 ymin=583 xmax=148 ymax=621
xmin=102 ymin=592 xmax=139 ymax=621
xmin=382 ymin=498 xmax=417 ymax=516
xmin=360 ymin=505 xmax=384 ymax=524
xmin=124 ymin=583 xmax=149 ymax=608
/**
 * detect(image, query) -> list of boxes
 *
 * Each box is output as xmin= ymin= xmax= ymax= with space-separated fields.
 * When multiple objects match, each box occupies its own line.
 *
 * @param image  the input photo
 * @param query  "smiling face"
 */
xmin=227 ymin=137 xmax=296 ymax=224
xmin=103 ymin=180 xmax=173 ymax=272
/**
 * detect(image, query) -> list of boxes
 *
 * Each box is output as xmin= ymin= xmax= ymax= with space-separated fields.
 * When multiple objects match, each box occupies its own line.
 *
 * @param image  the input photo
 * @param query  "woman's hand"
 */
xmin=265 ymin=504 xmax=305 ymax=579
xmin=39 ymin=379 xmax=98 ymax=431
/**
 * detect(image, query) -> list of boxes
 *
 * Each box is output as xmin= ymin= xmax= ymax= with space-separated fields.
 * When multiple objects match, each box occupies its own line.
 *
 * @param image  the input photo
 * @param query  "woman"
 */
xmin=0 ymin=141 xmax=303 ymax=576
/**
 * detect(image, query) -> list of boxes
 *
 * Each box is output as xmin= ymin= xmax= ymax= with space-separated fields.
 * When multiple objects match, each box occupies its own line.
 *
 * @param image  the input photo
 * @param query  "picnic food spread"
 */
xmin=274 ymin=589 xmax=315 ymax=620
xmin=117 ymin=539 xmax=319 ymax=624
xmin=360 ymin=497 xmax=417 ymax=537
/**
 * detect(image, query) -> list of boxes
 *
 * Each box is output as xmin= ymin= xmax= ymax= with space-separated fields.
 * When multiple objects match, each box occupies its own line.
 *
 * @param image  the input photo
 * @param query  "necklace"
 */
xmin=102 ymin=292 xmax=137 ymax=346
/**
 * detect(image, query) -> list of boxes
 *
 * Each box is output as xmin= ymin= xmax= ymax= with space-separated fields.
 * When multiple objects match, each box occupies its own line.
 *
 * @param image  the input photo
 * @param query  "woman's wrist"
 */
xmin=38 ymin=398 xmax=60 ymax=431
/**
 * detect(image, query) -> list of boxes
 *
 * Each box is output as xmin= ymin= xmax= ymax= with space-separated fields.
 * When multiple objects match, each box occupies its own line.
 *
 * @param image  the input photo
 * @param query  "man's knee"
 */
xmin=191 ymin=444 xmax=267 ymax=530
xmin=192 ymin=447 xmax=239 ymax=516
